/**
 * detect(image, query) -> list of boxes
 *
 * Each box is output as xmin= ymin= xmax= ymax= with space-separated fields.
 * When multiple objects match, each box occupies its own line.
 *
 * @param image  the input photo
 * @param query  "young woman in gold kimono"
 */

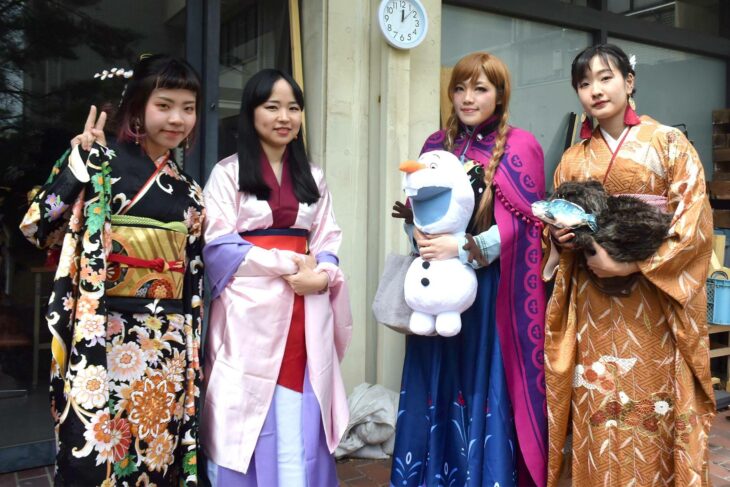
xmin=544 ymin=44 xmax=714 ymax=486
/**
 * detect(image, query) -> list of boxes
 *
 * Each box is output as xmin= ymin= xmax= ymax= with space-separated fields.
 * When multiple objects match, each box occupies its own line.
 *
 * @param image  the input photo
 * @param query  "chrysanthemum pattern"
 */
xmin=19 ymin=143 xmax=204 ymax=485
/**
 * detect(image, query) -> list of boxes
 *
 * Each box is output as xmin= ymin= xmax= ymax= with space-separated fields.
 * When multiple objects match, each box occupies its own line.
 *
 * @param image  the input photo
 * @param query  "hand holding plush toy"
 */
xmin=400 ymin=151 xmax=477 ymax=337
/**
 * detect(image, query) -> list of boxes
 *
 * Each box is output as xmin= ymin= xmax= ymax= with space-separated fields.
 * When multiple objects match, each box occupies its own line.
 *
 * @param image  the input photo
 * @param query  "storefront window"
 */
xmin=608 ymin=37 xmax=726 ymax=177
xmin=442 ymin=5 xmax=591 ymax=185
xmin=217 ymin=0 xmax=291 ymax=160
xmin=608 ymin=0 xmax=723 ymax=37
xmin=0 ymin=0 xmax=188 ymax=472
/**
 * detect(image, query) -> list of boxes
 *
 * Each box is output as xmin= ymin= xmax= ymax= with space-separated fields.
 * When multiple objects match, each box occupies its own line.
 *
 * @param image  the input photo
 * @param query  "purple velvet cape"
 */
xmin=421 ymin=118 xmax=548 ymax=486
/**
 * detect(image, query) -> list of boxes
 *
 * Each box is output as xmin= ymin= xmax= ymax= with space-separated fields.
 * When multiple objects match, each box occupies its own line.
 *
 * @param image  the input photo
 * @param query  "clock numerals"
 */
xmin=379 ymin=0 xmax=427 ymax=49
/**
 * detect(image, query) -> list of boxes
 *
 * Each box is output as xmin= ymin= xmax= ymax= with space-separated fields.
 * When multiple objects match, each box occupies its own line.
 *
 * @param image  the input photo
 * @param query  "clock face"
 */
xmin=378 ymin=0 xmax=428 ymax=50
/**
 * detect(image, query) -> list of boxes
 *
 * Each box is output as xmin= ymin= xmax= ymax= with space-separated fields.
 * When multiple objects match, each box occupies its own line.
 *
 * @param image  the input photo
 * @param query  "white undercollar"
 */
xmin=600 ymin=126 xmax=629 ymax=153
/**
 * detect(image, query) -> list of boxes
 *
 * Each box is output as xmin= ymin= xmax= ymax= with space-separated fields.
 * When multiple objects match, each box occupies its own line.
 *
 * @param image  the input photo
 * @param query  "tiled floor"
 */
xmin=6 ymin=411 xmax=730 ymax=486
xmin=0 ymin=466 xmax=53 ymax=487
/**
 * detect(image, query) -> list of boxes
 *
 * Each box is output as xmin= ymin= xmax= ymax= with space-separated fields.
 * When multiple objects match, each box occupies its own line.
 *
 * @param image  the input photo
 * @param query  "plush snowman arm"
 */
xmin=458 ymin=225 xmax=501 ymax=269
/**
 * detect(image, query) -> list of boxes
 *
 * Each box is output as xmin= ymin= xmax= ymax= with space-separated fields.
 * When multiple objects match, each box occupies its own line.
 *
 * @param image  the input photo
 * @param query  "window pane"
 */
xmin=218 ymin=0 xmax=291 ymax=160
xmin=608 ymin=0 xmax=723 ymax=37
xmin=609 ymin=37 xmax=726 ymax=177
xmin=0 ymin=0 xmax=188 ymax=471
xmin=442 ymin=5 xmax=591 ymax=186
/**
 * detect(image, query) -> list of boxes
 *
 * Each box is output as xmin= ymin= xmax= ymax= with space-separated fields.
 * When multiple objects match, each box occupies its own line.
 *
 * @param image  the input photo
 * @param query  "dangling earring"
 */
xmin=133 ymin=118 xmax=141 ymax=145
xmin=580 ymin=112 xmax=594 ymax=139
xmin=623 ymin=95 xmax=640 ymax=126
xmin=185 ymin=137 xmax=190 ymax=150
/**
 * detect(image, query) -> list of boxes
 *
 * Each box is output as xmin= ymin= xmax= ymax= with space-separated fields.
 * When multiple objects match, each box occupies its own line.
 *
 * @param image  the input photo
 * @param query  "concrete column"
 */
xmin=302 ymin=0 xmax=442 ymax=394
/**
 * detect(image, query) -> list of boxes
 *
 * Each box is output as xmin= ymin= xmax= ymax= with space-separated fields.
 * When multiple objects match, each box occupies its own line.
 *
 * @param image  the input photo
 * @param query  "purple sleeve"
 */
xmin=315 ymin=251 xmax=339 ymax=266
xmin=203 ymin=233 xmax=253 ymax=300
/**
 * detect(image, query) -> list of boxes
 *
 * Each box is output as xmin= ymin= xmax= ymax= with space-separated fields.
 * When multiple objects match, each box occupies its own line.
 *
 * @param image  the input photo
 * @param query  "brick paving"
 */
xmin=4 ymin=412 xmax=730 ymax=486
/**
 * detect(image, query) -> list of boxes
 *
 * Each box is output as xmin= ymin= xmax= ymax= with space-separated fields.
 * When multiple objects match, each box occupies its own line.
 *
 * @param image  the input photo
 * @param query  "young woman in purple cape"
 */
xmin=200 ymin=69 xmax=352 ymax=487
xmin=390 ymin=52 xmax=548 ymax=486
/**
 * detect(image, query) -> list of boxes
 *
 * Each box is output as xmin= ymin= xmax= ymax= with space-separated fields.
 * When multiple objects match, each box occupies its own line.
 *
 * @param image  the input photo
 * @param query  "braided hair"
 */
xmin=444 ymin=52 xmax=512 ymax=233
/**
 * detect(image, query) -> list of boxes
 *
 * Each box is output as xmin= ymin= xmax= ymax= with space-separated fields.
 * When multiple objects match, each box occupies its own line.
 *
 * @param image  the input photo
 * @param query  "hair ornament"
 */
xmin=93 ymin=67 xmax=133 ymax=80
xmin=629 ymin=54 xmax=637 ymax=71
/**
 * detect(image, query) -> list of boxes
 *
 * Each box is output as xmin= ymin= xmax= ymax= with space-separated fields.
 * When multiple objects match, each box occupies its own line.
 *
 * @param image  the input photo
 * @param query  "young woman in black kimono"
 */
xmin=20 ymin=54 xmax=205 ymax=486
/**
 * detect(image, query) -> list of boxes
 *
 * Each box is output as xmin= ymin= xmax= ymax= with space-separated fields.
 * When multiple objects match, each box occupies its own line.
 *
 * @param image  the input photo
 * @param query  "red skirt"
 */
xmin=243 ymin=229 xmax=308 ymax=393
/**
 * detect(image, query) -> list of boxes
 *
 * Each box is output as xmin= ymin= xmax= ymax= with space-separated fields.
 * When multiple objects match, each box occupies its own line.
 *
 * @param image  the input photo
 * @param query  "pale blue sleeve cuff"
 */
xmin=457 ymin=226 xmax=501 ymax=269
xmin=457 ymin=235 xmax=479 ymax=269
xmin=404 ymin=222 xmax=418 ymax=253
xmin=475 ymin=226 xmax=501 ymax=264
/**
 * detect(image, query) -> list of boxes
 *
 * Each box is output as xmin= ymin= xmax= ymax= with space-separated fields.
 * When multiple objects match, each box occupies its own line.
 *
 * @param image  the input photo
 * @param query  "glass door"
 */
xmin=0 ymin=0 xmax=188 ymax=473
xmin=217 ymin=0 xmax=292 ymax=161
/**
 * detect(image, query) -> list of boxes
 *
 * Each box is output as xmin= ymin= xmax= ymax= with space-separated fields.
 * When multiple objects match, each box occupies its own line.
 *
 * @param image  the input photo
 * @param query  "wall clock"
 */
xmin=377 ymin=0 xmax=429 ymax=50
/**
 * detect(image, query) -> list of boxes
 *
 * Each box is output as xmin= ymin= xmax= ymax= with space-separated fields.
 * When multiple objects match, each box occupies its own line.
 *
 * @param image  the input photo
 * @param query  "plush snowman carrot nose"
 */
xmin=400 ymin=150 xmax=477 ymax=337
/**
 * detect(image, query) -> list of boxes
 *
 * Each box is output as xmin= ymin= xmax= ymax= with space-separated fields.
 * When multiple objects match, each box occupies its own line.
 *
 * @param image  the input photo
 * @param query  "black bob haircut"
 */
xmin=237 ymin=69 xmax=319 ymax=204
xmin=570 ymin=43 xmax=636 ymax=95
xmin=115 ymin=54 xmax=202 ymax=145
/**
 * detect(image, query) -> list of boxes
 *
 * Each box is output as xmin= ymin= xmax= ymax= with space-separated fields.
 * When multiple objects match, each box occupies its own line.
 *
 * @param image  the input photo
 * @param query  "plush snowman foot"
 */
xmin=409 ymin=311 xmax=436 ymax=335
xmin=435 ymin=311 xmax=462 ymax=337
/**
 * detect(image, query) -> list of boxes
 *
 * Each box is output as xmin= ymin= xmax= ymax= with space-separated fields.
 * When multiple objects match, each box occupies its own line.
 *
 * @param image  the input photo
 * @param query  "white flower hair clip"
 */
xmin=93 ymin=67 xmax=133 ymax=80
xmin=629 ymin=54 xmax=637 ymax=71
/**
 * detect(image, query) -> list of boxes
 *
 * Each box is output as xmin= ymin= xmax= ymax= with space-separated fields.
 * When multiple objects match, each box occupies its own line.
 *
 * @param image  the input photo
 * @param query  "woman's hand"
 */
xmin=70 ymin=105 xmax=107 ymax=151
xmin=391 ymin=200 xmax=413 ymax=224
xmin=414 ymin=228 xmax=459 ymax=261
xmin=463 ymin=234 xmax=488 ymax=267
xmin=548 ymin=225 xmax=576 ymax=250
xmin=283 ymin=255 xmax=328 ymax=296
xmin=586 ymin=242 xmax=640 ymax=278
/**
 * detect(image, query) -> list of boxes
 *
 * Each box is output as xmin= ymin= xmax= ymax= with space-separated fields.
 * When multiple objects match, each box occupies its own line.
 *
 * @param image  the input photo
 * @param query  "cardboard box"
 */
xmin=715 ymin=134 xmax=729 ymax=148
xmin=714 ymin=234 xmax=727 ymax=266
xmin=714 ymin=109 xmax=730 ymax=124
xmin=714 ymin=209 xmax=730 ymax=228
xmin=710 ymin=181 xmax=730 ymax=200
xmin=716 ymin=149 xmax=730 ymax=163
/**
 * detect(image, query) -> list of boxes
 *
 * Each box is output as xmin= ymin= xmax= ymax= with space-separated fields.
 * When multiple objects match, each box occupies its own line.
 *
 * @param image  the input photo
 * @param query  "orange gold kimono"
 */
xmin=544 ymin=116 xmax=715 ymax=486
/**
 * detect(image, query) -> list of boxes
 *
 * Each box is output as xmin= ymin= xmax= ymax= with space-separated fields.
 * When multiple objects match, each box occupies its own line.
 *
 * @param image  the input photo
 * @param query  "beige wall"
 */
xmin=302 ymin=0 xmax=442 ymax=394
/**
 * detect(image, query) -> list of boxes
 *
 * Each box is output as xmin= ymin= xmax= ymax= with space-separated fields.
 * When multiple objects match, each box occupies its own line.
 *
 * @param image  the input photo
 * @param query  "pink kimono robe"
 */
xmin=200 ymin=153 xmax=352 ymax=475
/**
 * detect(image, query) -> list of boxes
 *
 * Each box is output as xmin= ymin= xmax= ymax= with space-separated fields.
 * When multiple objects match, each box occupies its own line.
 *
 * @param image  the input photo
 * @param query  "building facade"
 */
xmin=0 ymin=0 xmax=727 ymax=471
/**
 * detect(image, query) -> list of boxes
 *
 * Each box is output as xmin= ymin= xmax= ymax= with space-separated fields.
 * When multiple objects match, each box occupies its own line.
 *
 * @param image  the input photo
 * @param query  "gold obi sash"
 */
xmin=106 ymin=215 xmax=188 ymax=300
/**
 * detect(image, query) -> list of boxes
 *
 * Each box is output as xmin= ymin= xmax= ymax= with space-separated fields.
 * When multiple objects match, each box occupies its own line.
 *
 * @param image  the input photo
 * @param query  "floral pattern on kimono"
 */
xmin=20 ymin=141 xmax=205 ymax=486
xmin=544 ymin=116 xmax=714 ymax=487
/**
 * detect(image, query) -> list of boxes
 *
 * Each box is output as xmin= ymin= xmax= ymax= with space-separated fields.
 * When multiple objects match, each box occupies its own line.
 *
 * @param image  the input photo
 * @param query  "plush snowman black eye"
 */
xmin=429 ymin=163 xmax=438 ymax=169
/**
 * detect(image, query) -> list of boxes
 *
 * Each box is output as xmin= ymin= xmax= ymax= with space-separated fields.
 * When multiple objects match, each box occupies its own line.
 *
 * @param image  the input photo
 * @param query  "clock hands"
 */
xmin=401 ymin=9 xmax=405 ymax=22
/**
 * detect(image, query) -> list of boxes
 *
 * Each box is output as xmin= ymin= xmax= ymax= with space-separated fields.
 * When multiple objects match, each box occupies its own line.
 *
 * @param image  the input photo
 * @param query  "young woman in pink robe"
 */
xmin=200 ymin=69 xmax=352 ymax=486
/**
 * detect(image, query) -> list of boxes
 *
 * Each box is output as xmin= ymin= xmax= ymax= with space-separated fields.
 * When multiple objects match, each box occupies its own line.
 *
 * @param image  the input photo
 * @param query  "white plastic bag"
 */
xmin=335 ymin=383 xmax=399 ymax=459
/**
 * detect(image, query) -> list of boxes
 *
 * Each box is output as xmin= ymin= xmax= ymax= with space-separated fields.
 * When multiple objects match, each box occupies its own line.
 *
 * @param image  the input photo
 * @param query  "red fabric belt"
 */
xmin=244 ymin=234 xmax=307 ymax=254
xmin=108 ymin=253 xmax=185 ymax=273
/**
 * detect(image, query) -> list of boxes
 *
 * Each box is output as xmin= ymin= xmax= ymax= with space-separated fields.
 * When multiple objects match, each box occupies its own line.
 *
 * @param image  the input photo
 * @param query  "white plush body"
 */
xmin=401 ymin=150 xmax=477 ymax=337
xmin=404 ymin=257 xmax=477 ymax=336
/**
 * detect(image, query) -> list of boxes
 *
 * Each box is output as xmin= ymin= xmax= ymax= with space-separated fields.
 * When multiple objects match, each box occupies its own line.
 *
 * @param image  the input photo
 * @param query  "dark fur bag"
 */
xmin=552 ymin=180 xmax=672 ymax=262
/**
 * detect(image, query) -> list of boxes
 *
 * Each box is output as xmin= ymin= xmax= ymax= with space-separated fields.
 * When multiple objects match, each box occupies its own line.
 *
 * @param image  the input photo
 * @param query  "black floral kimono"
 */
xmin=20 ymin=141 xmax=205 ymax=486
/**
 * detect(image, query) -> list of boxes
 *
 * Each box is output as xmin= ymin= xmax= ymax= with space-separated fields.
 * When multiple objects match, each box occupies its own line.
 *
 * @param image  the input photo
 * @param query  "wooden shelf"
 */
xmin=709 ymin=325 xmax=730 ymax=392
xmin=710 ymin=325 xmax=730 ymax=334
xmin=711 ymin=346 xmax=730 ymax=358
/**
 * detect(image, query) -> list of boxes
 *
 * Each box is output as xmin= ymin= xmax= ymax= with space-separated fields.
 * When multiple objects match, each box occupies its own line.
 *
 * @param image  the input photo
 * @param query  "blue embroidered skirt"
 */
xmin=390 ymin=264 xmax=517 ymax=487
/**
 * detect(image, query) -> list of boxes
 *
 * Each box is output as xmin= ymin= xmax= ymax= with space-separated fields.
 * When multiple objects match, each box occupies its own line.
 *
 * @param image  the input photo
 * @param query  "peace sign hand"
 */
xmin=70 ymin=105 xmax=107 ymax=151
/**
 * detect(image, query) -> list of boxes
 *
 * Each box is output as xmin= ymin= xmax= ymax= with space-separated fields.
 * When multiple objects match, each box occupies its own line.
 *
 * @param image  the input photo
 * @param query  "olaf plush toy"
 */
xmin=400 ymin=150 xmax=478 ymax=337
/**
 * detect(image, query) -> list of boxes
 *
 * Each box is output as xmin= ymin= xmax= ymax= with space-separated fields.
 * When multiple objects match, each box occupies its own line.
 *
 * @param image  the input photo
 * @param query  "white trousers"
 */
xmin=274 ymin=385 xmax=306 ymax=486
xmin=207 ymin=385 xmax=306 ymax=487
